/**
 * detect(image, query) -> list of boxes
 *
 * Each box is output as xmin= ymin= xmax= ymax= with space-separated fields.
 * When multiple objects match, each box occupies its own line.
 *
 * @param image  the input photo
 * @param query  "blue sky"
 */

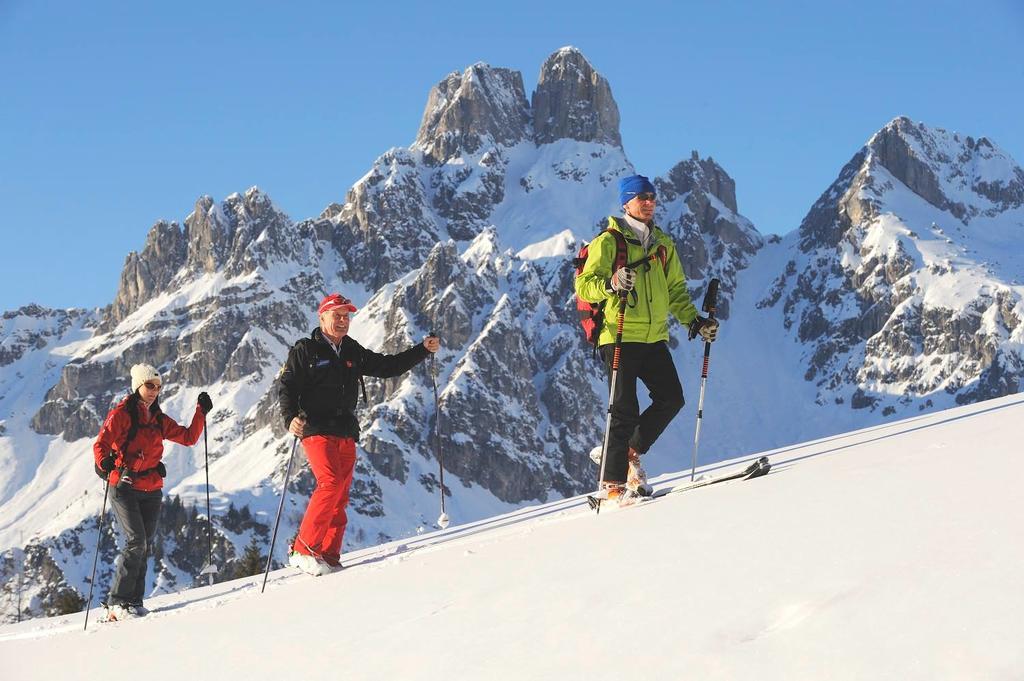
xmin=2 ymin=0 xmax=1022 ymax=312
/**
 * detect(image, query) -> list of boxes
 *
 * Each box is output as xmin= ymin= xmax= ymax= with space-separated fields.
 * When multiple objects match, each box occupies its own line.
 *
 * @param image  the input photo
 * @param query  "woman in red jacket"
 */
xmin=93 ymin=363 xmax=212 ymax=621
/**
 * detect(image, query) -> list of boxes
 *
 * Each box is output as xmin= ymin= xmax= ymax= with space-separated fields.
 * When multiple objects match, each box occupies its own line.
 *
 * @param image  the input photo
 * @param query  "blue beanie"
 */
xmin=618 ymin=174 xmax=656 ymax=206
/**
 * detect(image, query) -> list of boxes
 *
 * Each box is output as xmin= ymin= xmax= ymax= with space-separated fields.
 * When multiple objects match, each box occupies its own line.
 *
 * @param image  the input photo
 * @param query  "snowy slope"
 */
xmin=1 ymin=394 xmax=1021 ymax=680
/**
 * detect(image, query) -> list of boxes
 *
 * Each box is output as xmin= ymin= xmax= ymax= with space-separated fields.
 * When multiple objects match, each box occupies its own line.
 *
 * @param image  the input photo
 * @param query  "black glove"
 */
xmin=688 ymin=316 xmax=720 ymax=342
xmin=156 ymin=461 xmax=167 ymax=478
xmin=198 ymin=392 xmax=213 ymax=415
xmin=95 ymin=455 xmax=115 ymax=480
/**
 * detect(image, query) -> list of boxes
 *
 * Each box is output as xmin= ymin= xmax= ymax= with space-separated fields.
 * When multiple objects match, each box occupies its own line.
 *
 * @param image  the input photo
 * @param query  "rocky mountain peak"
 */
xmin=866 ymin=116 xmax=1024 ymax=222
xmin=531 ymin=46 xmax=621 ymax=148
xmin=800 ymin=116 xmax=1024 ymax=252
xmin=184 ymin=195 xmax=227 ymax=275
xmin=101 ymin=187 xmax=294 ymax=332
xmin=662 ymin=152 xmax=738 ymax=213
xmin=101 ymin=219 xmax=187 ymax=331
xmin=216 ymin=186 xmax=296 ymax=277
xmin=770 ymin=117 xmax=1024 ymax=413
xmin=652 ymin=151 xmax=763 ymax=319
xmin=413 ymin=62 xmax=531 ymax=163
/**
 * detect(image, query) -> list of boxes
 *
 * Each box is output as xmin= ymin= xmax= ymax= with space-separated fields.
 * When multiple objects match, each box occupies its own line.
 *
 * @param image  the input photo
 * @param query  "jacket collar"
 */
xmin=311 ymin=327 xmax=347 ymax=351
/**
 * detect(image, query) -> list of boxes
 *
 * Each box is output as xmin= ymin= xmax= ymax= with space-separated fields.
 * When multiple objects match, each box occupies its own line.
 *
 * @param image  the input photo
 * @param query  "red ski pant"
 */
xmin=294 ymin=435 xmax=356 ymax=563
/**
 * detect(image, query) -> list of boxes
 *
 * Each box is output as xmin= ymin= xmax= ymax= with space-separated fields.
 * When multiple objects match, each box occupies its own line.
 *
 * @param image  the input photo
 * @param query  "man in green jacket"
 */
xmin=575 ymin=174 xmax=719 ymax=500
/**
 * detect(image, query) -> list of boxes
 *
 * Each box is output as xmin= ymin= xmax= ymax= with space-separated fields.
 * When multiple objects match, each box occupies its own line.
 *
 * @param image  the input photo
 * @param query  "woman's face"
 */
xmin=138 ymin=379 xmax=161 ymax=405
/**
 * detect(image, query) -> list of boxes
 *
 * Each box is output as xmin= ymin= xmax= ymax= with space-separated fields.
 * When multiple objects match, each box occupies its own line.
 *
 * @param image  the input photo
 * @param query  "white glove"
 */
xmin=610 ymin=267 xmax=636 ymax=293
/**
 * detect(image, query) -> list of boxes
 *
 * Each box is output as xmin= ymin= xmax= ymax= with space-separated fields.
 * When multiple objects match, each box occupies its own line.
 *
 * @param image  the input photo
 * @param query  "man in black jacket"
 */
xmin=278 ymin=293 xmax=440 ymax=575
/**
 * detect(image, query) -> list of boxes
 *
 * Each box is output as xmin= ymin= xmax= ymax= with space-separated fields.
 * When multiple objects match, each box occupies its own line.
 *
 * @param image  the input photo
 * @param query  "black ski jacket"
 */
xmin=278 ymin=328 xmax=430 ymax=439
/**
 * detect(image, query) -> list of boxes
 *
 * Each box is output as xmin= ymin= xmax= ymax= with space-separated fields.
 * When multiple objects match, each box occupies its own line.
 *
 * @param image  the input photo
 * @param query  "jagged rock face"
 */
xmin=872 ymin=116 xmax=1024 ymax=220
xmin=330 ymin=149 xmax=444 ymax=289
xmin=104 ymin=221 xmax=188 ymax=331
xmin=765 ymin=117 xmax=1024 ymax=408
xmin=31 ymin=201 xmax=323 ymax=442
xmin=102 ymin=188 xmax=296 ymax=332
xmin=0 ymin=306 xmax=93 ymax=367
xmin=184 ymin=195 xmax=230 ymax=274
xmin=355 ymin=232 xmax=597 ymax=503
xmin=414 ymin=64 xmax=530 ymax=164
xmin=654 ymin=153 xmax=765 ymax=319
xmin=33 ymin=292 xmax=302 ymax=441
xmin=1 ymin=306 xmax=99 ymax=445
xmin=430 ymin=148 xmax=508 ymax=241
xmin=532 ymin=47 xmax=621 ymax=148
xmin=797 ymin=150 xmax=868 ymax=251
xmin=218 ymin=189 xmax=302 ymax=277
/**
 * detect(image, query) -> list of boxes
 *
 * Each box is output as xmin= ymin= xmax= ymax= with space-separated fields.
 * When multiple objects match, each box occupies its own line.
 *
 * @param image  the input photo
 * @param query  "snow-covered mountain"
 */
xmin=1 ymin=46 xmax=1022 ymax=623
xmin=762 ymin=116 xmax=1024 ymax=411
xmin=2 ymin=394 xmax=1022 ymax=680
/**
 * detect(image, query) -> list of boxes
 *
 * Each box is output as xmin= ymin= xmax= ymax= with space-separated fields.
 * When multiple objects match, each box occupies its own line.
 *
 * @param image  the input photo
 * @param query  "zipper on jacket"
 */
xmin=645 ymin=244 xmax=654 ymax=341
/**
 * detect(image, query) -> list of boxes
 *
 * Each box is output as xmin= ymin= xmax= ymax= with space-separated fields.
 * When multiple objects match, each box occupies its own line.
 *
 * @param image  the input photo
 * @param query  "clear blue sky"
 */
xmin=2 ymin=0 xmax=1022 ymax=312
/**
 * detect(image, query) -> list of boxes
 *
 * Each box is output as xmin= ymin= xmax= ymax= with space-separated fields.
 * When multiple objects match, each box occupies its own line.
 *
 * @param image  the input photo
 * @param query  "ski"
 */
xmin=653 ymin=456 xmax=771 ymax=498
xmin=585 ymin=457 xmax=771 ymax=511
xmin=585 ymin=488 xmax=652 ymax=511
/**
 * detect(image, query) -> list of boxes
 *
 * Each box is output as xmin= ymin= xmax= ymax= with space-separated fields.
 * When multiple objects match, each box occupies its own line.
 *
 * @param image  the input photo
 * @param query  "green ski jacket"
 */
xmin=575 ymin=216 xmax=699 ymax=346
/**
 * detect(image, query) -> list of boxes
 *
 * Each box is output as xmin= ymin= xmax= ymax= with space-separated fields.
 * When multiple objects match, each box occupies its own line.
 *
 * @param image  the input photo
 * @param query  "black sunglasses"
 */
xmin=635 ymin=193 xmax=656 ymax=202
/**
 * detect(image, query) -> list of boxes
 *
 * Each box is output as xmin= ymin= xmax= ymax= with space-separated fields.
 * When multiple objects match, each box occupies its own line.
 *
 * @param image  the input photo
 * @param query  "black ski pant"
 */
xmin=600 ymin=341 xmax=684 ymax=483
xmin=107 ymin=486 xmax=162 ymax=607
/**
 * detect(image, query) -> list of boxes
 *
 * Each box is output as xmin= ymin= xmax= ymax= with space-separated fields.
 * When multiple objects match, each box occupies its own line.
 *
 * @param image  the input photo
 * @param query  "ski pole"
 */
xmin=427 ymin=333 xmax=449 ymax=529
xmin=17 ymin=531 xmax=23 ymax=623
xmin=261 ymin=430 xmax=300 ymax=594
xmin=691 ymin=278 xmax=720 ymax=481
xmin=595 ymin=291 xmax=629 ymax=514
xmin=83 ymin=480 xmax=111 ymax=631
xmin=199 ymin=426 xmax=218 ymax=586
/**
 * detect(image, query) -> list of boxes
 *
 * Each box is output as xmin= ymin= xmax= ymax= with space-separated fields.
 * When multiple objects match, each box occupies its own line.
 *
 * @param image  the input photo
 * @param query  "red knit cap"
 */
xmin=318 ymin=293 xmax=357 ymax=315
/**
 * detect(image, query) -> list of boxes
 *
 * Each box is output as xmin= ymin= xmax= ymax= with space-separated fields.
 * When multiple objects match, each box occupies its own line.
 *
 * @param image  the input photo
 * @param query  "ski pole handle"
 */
xmin=701 ymin=278 xmax=720 ymax=319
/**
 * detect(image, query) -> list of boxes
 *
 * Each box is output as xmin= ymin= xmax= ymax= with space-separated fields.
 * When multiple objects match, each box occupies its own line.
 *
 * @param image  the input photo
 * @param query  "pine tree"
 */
xmin=232 ymin=536 xmax=265 ymax=579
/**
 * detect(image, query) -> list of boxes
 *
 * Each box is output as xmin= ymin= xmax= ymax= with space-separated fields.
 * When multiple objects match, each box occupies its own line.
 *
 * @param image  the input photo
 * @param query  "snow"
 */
xmin=1 ymin=394 xmax=1021 ymax=679
xmin=0 ymin=313 xmax=94 ymax=508
xmin=488 ymin=140 xmax=629 ymax=251
xmin=515 ymin=228 xmax=576 ymax=262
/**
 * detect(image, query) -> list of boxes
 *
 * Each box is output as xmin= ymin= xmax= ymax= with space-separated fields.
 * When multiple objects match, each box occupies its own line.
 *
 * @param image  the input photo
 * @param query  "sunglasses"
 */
xmin=143 ymin=381 xmax=162 ymax=391
xmin=635 ymin=193 xmax=657 ymax=202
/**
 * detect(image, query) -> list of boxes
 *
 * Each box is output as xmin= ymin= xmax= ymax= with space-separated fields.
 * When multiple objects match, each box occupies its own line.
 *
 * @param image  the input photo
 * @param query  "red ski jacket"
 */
xmin=93 ymin=395 xmax=205 ymax=492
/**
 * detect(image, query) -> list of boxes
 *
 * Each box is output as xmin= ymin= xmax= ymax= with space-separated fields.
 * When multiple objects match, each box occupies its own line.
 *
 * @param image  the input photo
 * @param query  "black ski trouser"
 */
xmin=107 ymin=486 xmax=162 ymax=607
xmin=600 ymin=341 xmax=684 ymax=483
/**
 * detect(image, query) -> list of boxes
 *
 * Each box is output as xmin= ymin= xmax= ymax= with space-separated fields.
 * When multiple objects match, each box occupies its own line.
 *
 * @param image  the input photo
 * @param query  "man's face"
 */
xmin=625 ymin=192 xmax=656 ymax=222
xmin=320 ymin=309 xmax=350 ymax=339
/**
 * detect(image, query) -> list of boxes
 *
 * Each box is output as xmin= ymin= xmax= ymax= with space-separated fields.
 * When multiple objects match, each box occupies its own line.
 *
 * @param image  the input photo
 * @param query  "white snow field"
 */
xmin=1 ymin=394 xmax=1022 ymax=680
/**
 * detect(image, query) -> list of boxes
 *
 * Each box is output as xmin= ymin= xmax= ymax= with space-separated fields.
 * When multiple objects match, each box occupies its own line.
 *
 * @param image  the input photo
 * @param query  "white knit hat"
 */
xmin=130 ymin=364 xmax=161 ymax=392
